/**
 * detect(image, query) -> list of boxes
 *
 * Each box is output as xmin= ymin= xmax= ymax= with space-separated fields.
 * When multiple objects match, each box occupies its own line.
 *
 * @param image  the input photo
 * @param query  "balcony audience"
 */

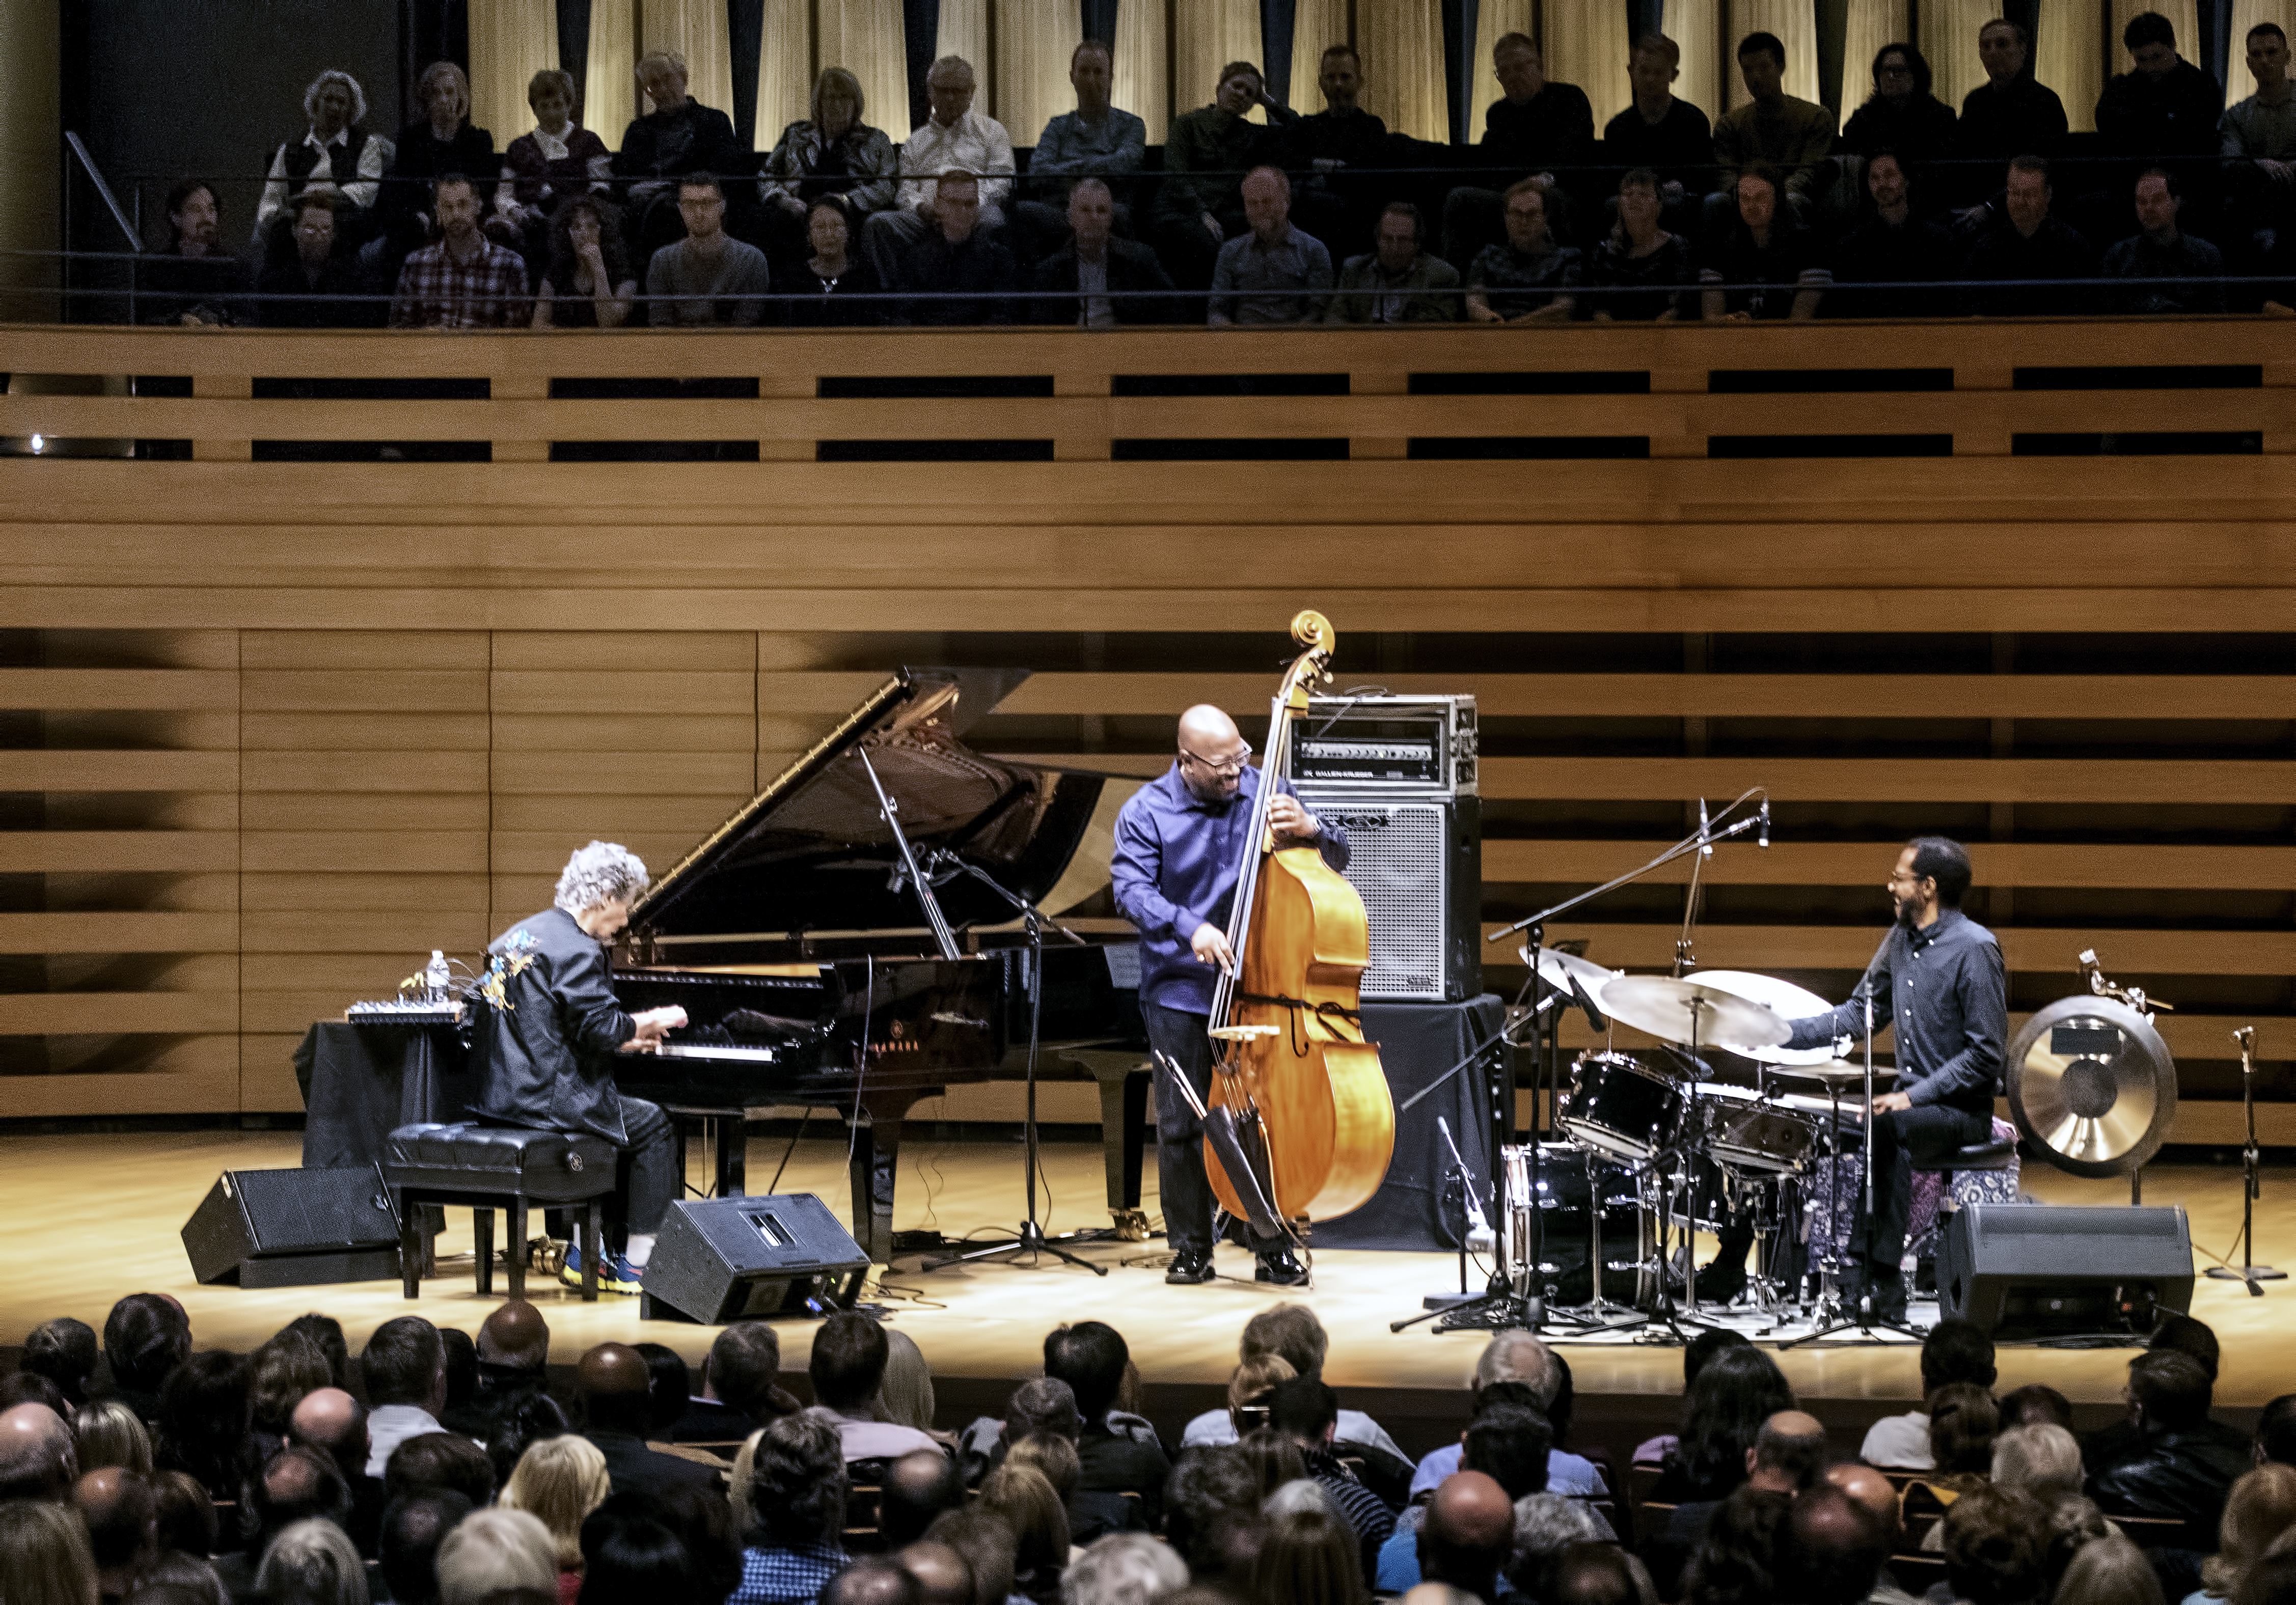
xmin=1841 ymin=43 xmax=1957 ymax=198
xmin=1712 ymin=31 xmax=1838 ymax=219
xmin=866 ymin=57 xmax=1015 ymax=285
xmin=256 ymin=194 xmax=366 ymax=326
xmin=497 ymin=70 xmax=613 ymax=260
xmin=1953 ymin=18 xmax=2069 ymax=204
xmin=1960 ymin=155 xmax=2096 ymax=315
xmin=758 ymin=67 xmax=897 ymax=277
xmin=642 ymin=177 xmax=769 ymax=327
xmin=1465 ymin=177 xmax=1580 ymax=323
xmin=1701 ymin=161 xmax=1827 ymax=320
xmin=389 ymin=176 xmax=531 ymax=328
xmin=2097 ymin=12 xmax=2226 ymax=177
xmin=2105 ymin=168 xmax=2226 ymax=313
xmin=1280 ymin=45 xmax=1390 ymax=264
xmin=780 ymin=197 xmax=885 ymax=325
xmin=532 ymin=195 xmax=637 ymax=329
xmin=1208 ymin=167 xmax=1333 ymax=325
xmin=142 ymin=180 xmax=252 ymax=327
xmin=892 ymin=171 xmax=1017 ymax=326
xmin=1323 ymin=201 xmax=1459 ymax=323
xmin=1440 ymin=34 xmax=1594 ymax=270
xmin=1031 ymin=177 xmax=1177 ymax=326
xmin=1589 ymin=169 xmax=1693 ymax=321
xmin=1827 ymin=152 xmax=1955 ymax=317
xmin=1018 ymin=40 xmax=1147 ymax=258
xmin=617 ymin=50 xmax=746 ymax=259
xmin=1602 ymin=34 xmax=1713 ymax=206
xmin=256 ymin=70 xmax=393 ymax=245
xmin=373 ymin=62 xmax=503 ymax=286
xmin=1155 ymin=61 xmax=1297 ymax=290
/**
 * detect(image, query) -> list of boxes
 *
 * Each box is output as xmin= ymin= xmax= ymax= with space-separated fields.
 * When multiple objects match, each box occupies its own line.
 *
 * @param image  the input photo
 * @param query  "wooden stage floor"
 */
xmin=6 ymin=1128 xmax=2288 ymax=1431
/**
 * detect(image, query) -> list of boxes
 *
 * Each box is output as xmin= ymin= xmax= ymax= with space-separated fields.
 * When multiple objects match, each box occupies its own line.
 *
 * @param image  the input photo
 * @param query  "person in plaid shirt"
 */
xmin=390 ymin=174 xmax=530 ymax=327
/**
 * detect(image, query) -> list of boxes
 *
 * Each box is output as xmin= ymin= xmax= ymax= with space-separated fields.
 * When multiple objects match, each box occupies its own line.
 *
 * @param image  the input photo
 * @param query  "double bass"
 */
xmin=1198 ymin=610 xmax=1396 ymax=1249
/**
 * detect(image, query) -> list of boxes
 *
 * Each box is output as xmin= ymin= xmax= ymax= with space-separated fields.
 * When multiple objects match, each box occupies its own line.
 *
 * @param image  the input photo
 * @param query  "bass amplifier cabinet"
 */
xmin=1937 ymin=1203 xmax=2195 ymax=1338
xmin=1290 ymin=695 xmax=1477 ymax=797
xmin=182 ymin=1167 xmax=402 ymax=1288
xmin=641 ymin=1193 xmax=871 ymax=1323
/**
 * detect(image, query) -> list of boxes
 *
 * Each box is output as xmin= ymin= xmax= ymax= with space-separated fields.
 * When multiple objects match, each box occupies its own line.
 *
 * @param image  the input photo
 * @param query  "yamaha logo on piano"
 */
xmin=869 ymin=1020 xmax=920 ymax=1056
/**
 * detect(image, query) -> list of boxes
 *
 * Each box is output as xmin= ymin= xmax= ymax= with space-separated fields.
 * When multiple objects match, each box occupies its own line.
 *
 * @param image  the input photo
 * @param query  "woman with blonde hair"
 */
xmin=2060 ymin=1535 xmax=2165 ymax=1605
xmin=878 ymin=1328 xmax=947 ymax=1441
xmin=0 ymin=1500 xmax=100 ymax=1605
xmin=73 ymin=1398 xmax=154 ymax=1475
xmin=374 ymin=60 xmax=504 ymax=274
xmin=250 ymin=1329 xmax=335 ymax=1441
xmin=1227 ymin=1353 xmax=1296 ymax=1437
xmin=758 ymin=66 xmax=896 ymax=271
xmin=501 ymin=1435 xmax=611 ymax=1602
xmin=979 ymin=1463 xmax=1071 ymax=1600
xmin=2198 ymin=1464 xmax=2296 ymax=1602
xmin=1250 ymin=1506 xmax=1364 ymax=1605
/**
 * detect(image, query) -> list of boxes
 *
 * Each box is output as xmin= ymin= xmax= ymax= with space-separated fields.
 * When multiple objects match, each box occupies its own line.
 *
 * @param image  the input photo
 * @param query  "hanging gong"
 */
xmin=2006 ymin=995 xmax=2177 ymax=1179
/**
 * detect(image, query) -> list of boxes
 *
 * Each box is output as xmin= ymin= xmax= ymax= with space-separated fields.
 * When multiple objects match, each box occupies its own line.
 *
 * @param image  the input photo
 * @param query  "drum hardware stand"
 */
xmin=2206 ymin=1026 xmax=2282 ymax=1294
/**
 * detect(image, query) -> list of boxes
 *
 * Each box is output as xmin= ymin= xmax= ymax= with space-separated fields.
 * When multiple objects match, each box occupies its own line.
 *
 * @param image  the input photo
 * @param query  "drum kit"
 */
xmin=1493 ymin=947 xmax=1896 ymax=1337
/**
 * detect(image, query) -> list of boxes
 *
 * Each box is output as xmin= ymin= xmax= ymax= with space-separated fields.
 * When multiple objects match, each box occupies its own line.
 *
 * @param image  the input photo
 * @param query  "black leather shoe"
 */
xmin=1255 ymin=1247 xmax=1308 ymax=1286
xmin=1693 ymin=1263 xmax=1747 ymax=1305
xmin=1165 ymin=1250 xmax=1216 ymax=1285
xmin=1865 ymin=1268 xmax=1909 ymax=1323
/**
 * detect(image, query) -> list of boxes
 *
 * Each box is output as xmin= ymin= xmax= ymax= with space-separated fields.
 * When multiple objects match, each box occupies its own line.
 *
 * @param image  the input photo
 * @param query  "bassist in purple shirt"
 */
xmin=1110 ymin=705 xmax=1349 ymax=1287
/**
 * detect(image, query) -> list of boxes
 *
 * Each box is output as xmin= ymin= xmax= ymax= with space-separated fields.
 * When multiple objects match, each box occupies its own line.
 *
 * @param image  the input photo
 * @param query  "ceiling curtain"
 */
xmin=1290 ymin=0 xmax=1349 ymax=112
xmin=754 ymin=0 xmax=813 ymax=148
xmin=2037 ymin=1 xmax=2106 ymax=131
xmin=587 ymin=0 xmax=639 ymax=139
xmin=2229 ymin=0 xmax=2296 ymax=106
xmin=1359 ymin=0 xmax=1452 ymax=139
xmin=1540 ymin=0 xmax=1635 ymax=131
xmin=1919 ymin=0 xmax=1997 ymax=115
xmin=1660 ymin=0 xmax=1725 ymax=123
xmin=1723 ymin=0 xmax=1818 ymax=109
xmin=1000 ymin=0 xmax=1086 ymax=146
xmin=1112 ymin=0 xmax=1173 ymax=141
xmin=817 ymin=0 xmax=914 ymax=138
xmin=469 ymin=0 xmax=561 ymax=143
xmin=1836 ymin=0 xmax=1906 ymax=119
xmin=1174 ymin=0 xmax=1272 ymax=122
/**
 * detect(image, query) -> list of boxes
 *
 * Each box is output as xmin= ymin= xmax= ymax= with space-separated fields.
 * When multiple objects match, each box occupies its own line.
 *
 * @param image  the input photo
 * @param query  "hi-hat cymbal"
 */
xmin=1599 ymin=976 xmax=1790 ymax=1050
xmin=1520 ymin=945 xmax=1620 ymax=999
xmin=1769 ymin=1058 xmax=1897 ymax=1084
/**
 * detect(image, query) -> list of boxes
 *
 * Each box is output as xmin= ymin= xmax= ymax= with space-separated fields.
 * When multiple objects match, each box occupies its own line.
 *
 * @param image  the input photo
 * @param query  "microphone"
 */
xmin=1435 ymin=1117 xmax=1494 ymax=1251
xmin=1758 ymin=798 xmax=1770 ymax=849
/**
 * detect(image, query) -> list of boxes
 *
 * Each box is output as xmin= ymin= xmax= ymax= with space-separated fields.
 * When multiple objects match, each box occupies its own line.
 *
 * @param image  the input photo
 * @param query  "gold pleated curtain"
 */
xmin=2036 ymin=1 xmax=2106 ymax=132
xmin=755 ymin=0 xmax=813 ymax=145
xmin=817 ymin=0 xmax=913 ymax=140
xmin=1539 ymin=0 xmax=1634 ymax=129
xmin=1468 ymin=0 xmax=1537 ymax=130
xmin=1113 ymin=0 xmax=1173 ymax=142
xmin=1918 ymin=0 xmax=1997 ymax=115
xmin=1838 ymin=0 xmax=1908 ymax=115
xmin=1289 ymin=0 xmax=1349 ymax=114
xmin=470 ymin=0 xmax=559 ymax=145
xmin=1355 ymin=0 xmax=1448 ymax=140
xmin=1660 ymin=0 xmax=1726 ymax=124
xmin=1723 ymin=1 xmax=1818 ymax=109
xmin=585 ymin=0 xmax=640 ymax=140
xmin=1174 ymin=0 xmax=1269 ymax=123
xmin=2229 ymin=1 xmax=2296 ymax=106
xmin=998 ymin=0 xmax=1084 ymax=146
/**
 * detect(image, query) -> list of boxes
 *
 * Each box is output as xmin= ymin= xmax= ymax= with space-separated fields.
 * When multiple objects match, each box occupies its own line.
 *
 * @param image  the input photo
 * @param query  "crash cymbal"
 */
xmin=1686 ymin=970 xmax=1844 ymax=1065
xmin=1769 ymin=1058 xmax=1897 ymax=1085
xmin=1520 ymin=945 xmax=1621 ymax=1000
xmin=2008 ymin=996 xmax=2176 ymax=1179
xmin=1599 ymin=976 xmax=1790 ymax=1050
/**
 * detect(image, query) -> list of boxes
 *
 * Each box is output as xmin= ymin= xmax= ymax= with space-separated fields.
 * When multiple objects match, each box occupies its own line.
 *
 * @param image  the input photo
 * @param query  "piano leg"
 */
xmin=1067 ymin=1052 xmax=1155 ymax=1241
xmin=848 ymin=1090 xmax=924 ymax=1264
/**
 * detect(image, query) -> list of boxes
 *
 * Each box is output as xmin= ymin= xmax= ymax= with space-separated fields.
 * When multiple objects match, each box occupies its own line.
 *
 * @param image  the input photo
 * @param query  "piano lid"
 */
xmin=630 ymin=667 xmax=1108 ymax=942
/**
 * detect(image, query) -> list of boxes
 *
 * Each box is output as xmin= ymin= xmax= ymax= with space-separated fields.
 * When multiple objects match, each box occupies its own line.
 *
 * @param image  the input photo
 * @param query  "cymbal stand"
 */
xmin=2206 ymin=1026 xmax=2283 ymax=1293
xmin=1574 ymin=1147 xmax=1651 ymax=1332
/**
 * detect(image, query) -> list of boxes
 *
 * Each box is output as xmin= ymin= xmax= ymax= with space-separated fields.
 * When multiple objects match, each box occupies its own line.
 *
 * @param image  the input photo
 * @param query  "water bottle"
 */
xmin=423 ymin=950 xmax=450 ymax=1004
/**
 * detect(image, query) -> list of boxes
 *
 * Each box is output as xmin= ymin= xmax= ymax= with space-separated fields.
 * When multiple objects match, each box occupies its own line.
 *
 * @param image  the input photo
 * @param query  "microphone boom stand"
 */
xmin=2206 ymin=1026 xmax=2282 ymax=1293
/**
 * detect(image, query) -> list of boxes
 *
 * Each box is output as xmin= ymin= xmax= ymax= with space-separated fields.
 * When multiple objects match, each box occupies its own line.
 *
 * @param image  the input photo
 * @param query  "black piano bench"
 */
xmin=382 ymin=1123 xmax=617 ymax=1303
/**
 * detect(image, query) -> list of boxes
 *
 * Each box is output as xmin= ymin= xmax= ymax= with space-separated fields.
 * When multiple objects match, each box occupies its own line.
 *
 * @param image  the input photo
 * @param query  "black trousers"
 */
xmin=551 ymin=1094 xmax=678 ymax=1248
xmin=1145 ymin=1000 xmax=1284 ymax=1259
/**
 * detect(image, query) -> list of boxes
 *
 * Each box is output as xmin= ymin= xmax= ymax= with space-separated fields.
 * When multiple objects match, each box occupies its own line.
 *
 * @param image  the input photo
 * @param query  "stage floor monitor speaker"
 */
xmin=1937 ymin=1202 xmax=2194 ymax=1338
xmin=182 ymin=1167 xmax=403 ymax=1288
xmin=641 ymin=1193 xmax=870 ymax=1323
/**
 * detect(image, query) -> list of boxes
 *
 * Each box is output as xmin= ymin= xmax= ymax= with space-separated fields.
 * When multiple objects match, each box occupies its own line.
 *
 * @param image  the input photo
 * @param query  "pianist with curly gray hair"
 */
xmin=473 ymin=839 xmax=688 ymax=1294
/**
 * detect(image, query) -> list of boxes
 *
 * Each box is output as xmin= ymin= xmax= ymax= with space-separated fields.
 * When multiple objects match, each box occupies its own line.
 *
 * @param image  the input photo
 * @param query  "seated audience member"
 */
xmin=2089 ymin=1349 xmax=2251 ymax=1529
xmin=1702 ymin=161 xmax=1826 ymax=319
xmin=1537 ymin=1543 xmax=1646 ymax=1605
xmin=74 ymin=1466 xmax=157 ymax=1601
xmin=258 ymin=193 xmax=366 ymax=327
xmin=759 ymin=67 xmax=897 ymax=275
xmin=2002 ymin=1383 xmax=2076 ymax=1432
xmin=0 ymin=1402 xmax=79 ymax=1501
xmin=0 ymin=1502 xmax=103 ymax=1605
xmin=1415 ymin=1334 xmax=1604 ymax=1498
xmin=1269 ymin=1378 xmax=1395 ymax=1576
xmin=1919 ymin=1384 xmax=2000 ymax=1497
xmin=731 ymin=1413 xmax=849 ymax=1605
xmin=1961 ymin=155 xmax=2094 ymax=314
xmin=1207 ymin=165 xmax=1332 ymax=325
xmin=1418 ymin=1472 xmax=1516 ymax=1602
xmin=252 ymin=1518 xmax=365 ymax=1605
xmin=360 ymin=1319 xmax=448 ymax=1478
xmin=1279 ymin=45 xmax=1390 ymax=264
xmin=2105 ymin=168 xmax=2226 ymax=312
xmin=2202 ymin=1465 xmax=2296 ymax=1605
xmin=876 ymin=1333 xmax=941 ymax=1448
xmin=810 ymin=1313 xmax=940 ymax=1465
xmin=616 ymin=50 xmax=744 ymax=258
xmin=2155 ymin=1316 xmax=2225 ymax=1382
xmin=496 ymin=69 xmax=612 ymax=259
xmin=1712 ymin=32 xmax=1837 ymax=219
xmin=1253 ymin=1505 xmax=1363 ymax=1605
xmin=1236 ymin=1426 xmax=1306 ymax=1500
xmin=284 ymin=1317 xmax=351 ymax=1394
xmin=882 ymin=1449 xmax=968 ymax=1550
xmin=1155 ymin=60 xmax=1296 ymax=289
xmin=894 ymin=171 xmax=1017 ymax=324
xmin=975 ymin=1464 xmax=1068 ymax=1602
xmin=1825 ymin=1463 xmax=1910 ymax=1585
xmin=386 ymin=1432 xmax=496 ymax=1511
xmin=1020 ymin=40 xmax=1148 ymax=255
xmin=1590 ymin=168 xmax=1693 ymax=320
xmin=532 ymin=195 xmax=635 ymax=328
xmin=1635 ymin=1331 xmax=1751 ymax=1466
xmin=1842 ymin=43 xmax=1956 ymax=189
xmin=1774 ymin=1484 xmax=1893 ymax=1605
xmin=1954 ymin=18 xmax=2068 ymax=205
xmin=1828 ymin=151 xmax=1955 ymax=316
xmin=865 ymin=57 xmax=1015 ymax=285
xmin=643 ymin=177 xmax=769 ymax=326
xmin=1466 ymin=177 xmax=1580 ymax=322
xmin=141 ymin=180 xmax=252 ymax=327
xmin=820 ymin=1556 xmax=925 ymax=1605
xmin=2097 ymin=12 xmax=2225 ymax=176
xmin=1381 ymin=1404 xmax=1575 ymax=1594
xmin=1647 ymin=1345 xmax=1796 ymax=1506
xmin=154 ymin=1352 xmax=258 ymax=1504
xmin=2222 ymin=23 xmax=2296 ymax=252
xmin=499 ymin=1434 xmax=609 ymax=1598
xmin=772 ymin=195 xmax=882 ymax=325
xmin=676 ymin=1322 xmax=795 ymax=1442
xmin=1603 ymin=34 xmax=1714 ymax=206
xmin=1439 ymin=33 xmax=1595 ymax=269
xmin=579 ymin=1496 xmax=705 ymax=1604
xmin=438 ymin=1333 xmax=481 ymax=1435
xmin=1180 ymin=1306 xmax=1406 ymax=1464
xmin=389 ymin=175 xmax=531 ymax=327
xmin=150 ymin=1468 xmax=220 ymax=1562
xmin=1161 ymin=1446 xmax=1260 ymax=1586
xmin=2256 ymin=1396 xmax=2296 ymax=1469
xmin=575 ymin=1343 xmax=718 ymax=1501
xmin=436 ymin=1507 xmax=555 ymax=1605
xmin=1674 ymin=1484 xmax=1789 ymax=1605
xmin=2 ymin=1373 xmax=69 ymax=1418
xmin=2060 ymin=1534 xmax=2167 ymax=1605
xmin=1646 ymin=1410 xmax=1824 ymax=1600
xmin=1033 ymin=177 xmax=1177 ymax=325
xmin=1499 ymin=1499 xmax=1619 ymax=1599
xmin=1990 ymin=1423 xmax=2086 ymax=1508
xmin=1064 ymin=1534 xmax=1187 ymax=1605
xmin=373 ymin=61 xmax=502 ymax=283
xmin=257 ymin=70 xmax=393 ymax=245
xmin=381 ymin=1490 xmax=474 ymax=1605
xmin=22 ymin=1319 xmax=99 ymax=1412
xmin=1010 ymin=1413 xmax=1138 ymax=1544
xmin=216 ymin=1445 xmax=352 ymax=1591
xmin=1044 ymin=1323 xmax=1170 ymax=1526
xmin=288 ymin=1388 xmax=381 ymax=1555
xmin=74 ymin=1400 xmax=154 ymax=1477
xmin=1325 ymin=201 xmax=1459 ymax=323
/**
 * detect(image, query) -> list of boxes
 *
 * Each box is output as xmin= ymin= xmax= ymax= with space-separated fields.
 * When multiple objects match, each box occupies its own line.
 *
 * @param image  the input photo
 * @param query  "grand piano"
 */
xmin=608 ymin=668 xmax=1150 ymax=1263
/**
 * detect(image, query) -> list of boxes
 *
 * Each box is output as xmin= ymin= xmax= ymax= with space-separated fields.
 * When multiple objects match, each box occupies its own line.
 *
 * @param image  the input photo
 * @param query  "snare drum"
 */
xmin=1557 ymin=1051 xmax=1685 ymax=1162
xmin=1688 ymin=1083 xmax=1819 ymax=1175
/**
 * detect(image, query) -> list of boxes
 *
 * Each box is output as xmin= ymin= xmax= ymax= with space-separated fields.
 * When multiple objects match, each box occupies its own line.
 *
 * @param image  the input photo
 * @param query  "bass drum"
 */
xmin=1501 ymin=1144 xmax=1653 ymax=1307
xmin=1557 ymin=1051 xmax=1685 ymax=1161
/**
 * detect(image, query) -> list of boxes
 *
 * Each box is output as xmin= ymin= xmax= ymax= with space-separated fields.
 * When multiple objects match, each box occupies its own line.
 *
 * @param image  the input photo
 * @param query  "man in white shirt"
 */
xmin=360 ymin=1316 xmax=448 ymax=1477
xmin=863 ymin=56 xmax=1015 ymax=283
xmin=1859 ymin=1317 xmax=1997 ymax=1469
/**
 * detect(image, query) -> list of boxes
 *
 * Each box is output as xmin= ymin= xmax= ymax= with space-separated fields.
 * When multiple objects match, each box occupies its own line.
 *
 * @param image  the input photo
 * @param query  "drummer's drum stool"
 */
xmin=382 ymin=1122 xmax=615 ymax=1302
xmin=1908 ymin=1119 xmax=2022 ymax=1259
